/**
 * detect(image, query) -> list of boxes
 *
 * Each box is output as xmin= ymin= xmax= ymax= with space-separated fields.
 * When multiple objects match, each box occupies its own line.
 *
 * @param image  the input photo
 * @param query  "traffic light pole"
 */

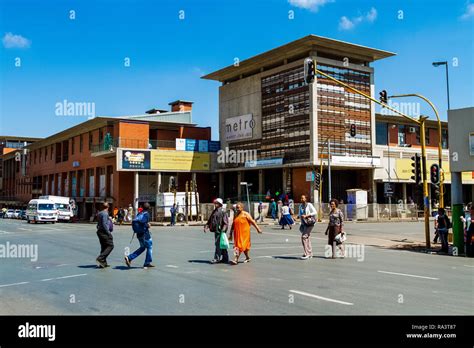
xmin=420 ymin=117 xmax=431 ymax=249
xmin=313 ymin=63 xmax=432 ymax=249
xmin=389 ymin=94 xmax=444 ymax=208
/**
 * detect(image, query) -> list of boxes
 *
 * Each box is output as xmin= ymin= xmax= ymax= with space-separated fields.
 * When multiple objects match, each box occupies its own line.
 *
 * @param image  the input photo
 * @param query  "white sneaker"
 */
xmin=301 ymin=255 xmax=310 ymax=260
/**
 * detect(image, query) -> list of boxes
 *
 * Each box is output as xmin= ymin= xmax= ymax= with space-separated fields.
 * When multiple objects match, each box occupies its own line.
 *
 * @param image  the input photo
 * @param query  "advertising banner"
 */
xmin=122 ymin=150 xmax=151 ymax=170
xmin=176 ymin=138 xmax=186 ymax=151
xmin=151 ymin=150 xmax=210 ymax=171
xmin=208 ymin=141 xmax=220 ymax=152
xmin=198 ymin=140 xmax=209 ymax=152
xmin=185 ymin=139 xmax=198 ymax=151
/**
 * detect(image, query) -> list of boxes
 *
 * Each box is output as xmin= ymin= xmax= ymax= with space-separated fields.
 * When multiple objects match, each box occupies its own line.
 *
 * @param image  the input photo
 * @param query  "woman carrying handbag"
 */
xmin=298 ymin=194 xmax=317 ymax=260
xmin=326 ymin=199 xmax=345 ymax=259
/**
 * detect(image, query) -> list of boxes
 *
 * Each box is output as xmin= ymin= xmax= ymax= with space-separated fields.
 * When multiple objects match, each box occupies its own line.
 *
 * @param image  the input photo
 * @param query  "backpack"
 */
xmin=108 ymin=219 xmax=114 ymax=233
xmin=438 ymin=215 xmax=451 ymax=229
xmin=132 ymin=212 xmax=148 ymax=234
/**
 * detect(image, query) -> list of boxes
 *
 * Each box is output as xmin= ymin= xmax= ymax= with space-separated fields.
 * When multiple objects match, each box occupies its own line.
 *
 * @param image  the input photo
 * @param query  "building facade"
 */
xmin=203 ymin=35 xmax=394 ymax=203
xmin=374 ymin=114 xmax=474 ymax=207
xmin=1 ymin=101 xmax=219 ymax=219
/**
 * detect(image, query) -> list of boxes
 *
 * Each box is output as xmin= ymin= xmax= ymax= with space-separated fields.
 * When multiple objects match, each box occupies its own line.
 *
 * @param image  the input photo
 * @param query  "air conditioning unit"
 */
xmin=408 ymin=127 xmax=416 ymax=133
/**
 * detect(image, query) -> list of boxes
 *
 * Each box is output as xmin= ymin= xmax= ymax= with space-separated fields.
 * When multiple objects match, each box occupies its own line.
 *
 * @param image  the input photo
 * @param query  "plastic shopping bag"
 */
xmin=220 ymin=232 xmax=230 ymax=249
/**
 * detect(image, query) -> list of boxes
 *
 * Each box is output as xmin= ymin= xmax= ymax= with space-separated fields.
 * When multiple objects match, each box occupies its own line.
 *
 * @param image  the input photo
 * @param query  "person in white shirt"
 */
xmin=298 ymin=194 xmax=317 ymax=260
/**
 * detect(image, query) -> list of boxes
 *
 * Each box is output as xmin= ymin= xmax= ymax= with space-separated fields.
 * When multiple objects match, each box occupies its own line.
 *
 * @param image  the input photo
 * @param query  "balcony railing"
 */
xmin=91 ymin=138 xmax=177 ymax=153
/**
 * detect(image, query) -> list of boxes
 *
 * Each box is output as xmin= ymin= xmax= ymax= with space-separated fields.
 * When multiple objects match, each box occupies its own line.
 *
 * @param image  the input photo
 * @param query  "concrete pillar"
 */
xmin=258 ymin=170 xmax=264 ymax=195
xmin=282 ymin=168 xmax=287 ymax=194
xmin=218 ymin=172 xmax=224 ymax=198
xmin=402 ymin=183 xmax=407 ymax=205
xmin=451 ymin=172 xmax=464 ymax=253
xmin=134 ymin=171 xmax=139 ymax=215
xmin=156 ymin=172 xmax=162 ymax=194
xmin=371 ymin=169 xmax=377 ymax=203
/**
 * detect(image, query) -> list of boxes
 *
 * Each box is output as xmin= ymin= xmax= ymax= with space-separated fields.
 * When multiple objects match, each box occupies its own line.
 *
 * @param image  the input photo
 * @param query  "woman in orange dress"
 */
xmin=229 ymin=202 xmax=262 ymax=265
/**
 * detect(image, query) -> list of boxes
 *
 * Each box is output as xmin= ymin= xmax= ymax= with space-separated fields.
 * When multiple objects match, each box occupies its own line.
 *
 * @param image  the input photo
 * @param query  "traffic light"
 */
xmin=304 ymin=58 xmax=315 ymax=84
xmin=430 ymin=164 xmax=440 ymax=185
xmin=410 ymin=153 xmax=421 ymax=185
xmin=314 ymin=172 xmax=321 ymax=191
xmin=379 ymin=90 xmax=388 ymax=104
xmin=350 ymin=124 xmax=356 ymax=137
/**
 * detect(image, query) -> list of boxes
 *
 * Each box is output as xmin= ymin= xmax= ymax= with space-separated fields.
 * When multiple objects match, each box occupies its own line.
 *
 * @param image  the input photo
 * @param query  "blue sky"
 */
xmin=1 ymin=0 xmax=473 ymax=139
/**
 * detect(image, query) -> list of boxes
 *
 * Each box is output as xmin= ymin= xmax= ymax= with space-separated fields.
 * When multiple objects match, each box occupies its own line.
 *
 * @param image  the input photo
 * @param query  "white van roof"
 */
xmin=29 ymin=199 xmax=56 ymax=204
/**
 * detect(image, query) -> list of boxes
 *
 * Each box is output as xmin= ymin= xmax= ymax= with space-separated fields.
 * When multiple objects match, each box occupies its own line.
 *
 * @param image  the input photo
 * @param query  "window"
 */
xmin=99 ymin=129 xmax=103 ymax=143
xmin=39 ymin=149 xmax=42 ymax=163
xmin=442 ymin=129 xmax=448 ymax=149
xmin=45 ymin=147 xmax=48 ymax=161
xmin=71 ymin=137 xmax=75 ymax=155
xmin=398 ymin=125 xmax=406 ymax=145
xmin=425 ymin=128 xmax=430 ymax=145
xmin=80 ymin=134 xmax=83 ymax=153
xmin=51 ymin=145 xmax=54 ymax=160
xmin=375 ymin=122 xmax=388 ymax=145
xmin=89 ymin=132 xmax=93 ymax=150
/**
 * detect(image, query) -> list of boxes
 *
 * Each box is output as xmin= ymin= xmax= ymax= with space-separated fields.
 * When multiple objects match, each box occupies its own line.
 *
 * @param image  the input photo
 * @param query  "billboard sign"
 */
xmin=208 ymin=141 xmax=220 ymax=152
xmin=122 ymin=150 xmax=151 ymax=170
xmin=198 ymin=140 xmax=209 ymax=152
xmin=185 ymin=139 xmax=198 ymax=151
xmin=176 ymin=138 xmax=186 ymax=151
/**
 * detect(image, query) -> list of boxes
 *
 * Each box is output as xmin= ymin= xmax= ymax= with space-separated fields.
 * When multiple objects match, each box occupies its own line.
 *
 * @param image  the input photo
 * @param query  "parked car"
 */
xmin=14 ymin=209 xmax=21 ymax=219
xmin=5 ymin=209 xmax=15 ymax=218
xmin=20 ymin=210 xmax=27 ymax=220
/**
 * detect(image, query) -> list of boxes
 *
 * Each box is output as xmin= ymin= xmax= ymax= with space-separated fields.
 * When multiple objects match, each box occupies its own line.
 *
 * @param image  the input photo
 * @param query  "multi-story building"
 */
xmin=1 ymin=101 xmax=219 ymax=218
xmin=374 ymin=114 xmax=474 ymax=206
xmin=203 ymin=35 xmax=395 ymax=203
xmin=0 ymin=136 xmax=42 ymax=206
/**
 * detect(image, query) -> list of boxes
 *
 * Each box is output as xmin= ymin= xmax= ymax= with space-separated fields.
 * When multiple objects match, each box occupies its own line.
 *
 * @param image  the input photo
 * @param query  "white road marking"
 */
xmin=0 ymin=281 xmax=29 ymax=288
xmin=56 ymin=264 xmax=69 ymax=267
xmin=289 ymin=290 xmax=354 ymax=306
xmin=0 ymin=230 xmax=12 ymax=234
xmin=166 ymin=265 xmax=179 ymax=268
xmin=199 ymin=245 xmax=303 ymax=253
xmin=18 ymin=228 xmax=32 ymax=231
xmin=463 ymin=264 xmax=474 ymax=268
xmin=377 ymin=270 xmax=439 ymax=280
xmin=41 ymin=278 xmax=54 ymax=282
xmin=256 ymin=253 xmax=302 ymax=259
xmin=54 ymin=273 xmax=87 ymax=280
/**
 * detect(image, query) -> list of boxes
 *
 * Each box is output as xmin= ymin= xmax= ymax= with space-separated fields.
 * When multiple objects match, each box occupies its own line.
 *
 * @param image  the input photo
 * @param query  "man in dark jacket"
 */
xmin=96 ymin=203 xmax=114 ymax=268
xmin=204 ymin=198 xmax=229 ymax=264
xmin=125 ymin=202 xmax=154 ymax=269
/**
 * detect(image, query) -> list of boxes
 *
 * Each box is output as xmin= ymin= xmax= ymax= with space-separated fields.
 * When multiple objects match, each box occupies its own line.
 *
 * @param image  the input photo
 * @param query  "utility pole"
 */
xmin=419 ymin=116 xmax=431 ymax=248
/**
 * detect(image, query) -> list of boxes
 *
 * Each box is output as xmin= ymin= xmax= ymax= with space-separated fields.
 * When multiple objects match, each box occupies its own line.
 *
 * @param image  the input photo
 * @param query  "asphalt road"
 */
xmin=0 ymin=218 xmax=472 ymax=315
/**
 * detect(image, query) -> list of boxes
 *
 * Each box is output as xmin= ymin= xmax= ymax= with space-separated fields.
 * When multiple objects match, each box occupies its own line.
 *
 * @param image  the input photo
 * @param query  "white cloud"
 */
xmin=339 ymin=16 xmax=355 ymax=30
xmin=288 ymin=0 xmax=333 ymax=12
xmin=339 ymin=7 xmax=377 ymax=30
xmin=366 ymin=7 xmax=377 ymax=22
xmin=460 ymin=3 xmax=474 ymax=20
xmin=2 ymin=32 xmax=31 ymax=48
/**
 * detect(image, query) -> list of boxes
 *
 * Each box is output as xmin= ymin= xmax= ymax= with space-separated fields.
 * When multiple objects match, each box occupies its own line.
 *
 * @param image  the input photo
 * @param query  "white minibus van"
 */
xmin=26 ymin=199 xmax=58 ymax=224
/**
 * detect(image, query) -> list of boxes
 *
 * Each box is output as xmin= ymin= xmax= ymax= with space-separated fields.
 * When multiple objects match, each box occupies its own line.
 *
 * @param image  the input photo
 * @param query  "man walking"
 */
xmin=125 ymin=202 xmax=154 ymax=269
xmin=270 ymin=199 xmax=277 ymax=221
xmin=170 ymin=203 xmax=177 ymax=226
xmin=96 ymin=203 xmax=114 ymax=268
xmin=435 ymin=208 xmax=450 ymax=253
xmin=204 ymin=198 xmax=229 ymax=264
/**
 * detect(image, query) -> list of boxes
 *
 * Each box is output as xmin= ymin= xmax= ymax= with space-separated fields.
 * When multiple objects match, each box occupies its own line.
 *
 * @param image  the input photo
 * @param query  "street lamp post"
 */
xmin=432 ymin=61 xmax=450 ymax=110
xmin=240 ymin=182 xmax=252 ymax=215
xmin=387 ymin=125 xmax=396 ymax=219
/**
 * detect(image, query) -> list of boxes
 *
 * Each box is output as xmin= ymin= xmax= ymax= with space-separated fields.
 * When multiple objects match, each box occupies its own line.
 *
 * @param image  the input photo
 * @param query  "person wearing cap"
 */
xmin=204 ymin=198 xmax=229 ymax=264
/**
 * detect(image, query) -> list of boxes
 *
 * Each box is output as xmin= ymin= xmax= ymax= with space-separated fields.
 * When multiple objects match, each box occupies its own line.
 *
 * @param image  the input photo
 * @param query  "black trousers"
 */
xmin=97 ymin=230 xmax=114 ymax=263
xmin=214 ymin=232 xmax=228 ymax=262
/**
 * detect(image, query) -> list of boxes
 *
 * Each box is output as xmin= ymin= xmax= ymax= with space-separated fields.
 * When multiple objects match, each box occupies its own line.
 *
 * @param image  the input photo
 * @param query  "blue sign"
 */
xmin=185 ymin=139 xmax=198 ymax=151
xmin=244 ymin=158 xmax=283 ymax=168
xmin=208 ymin=141 xmax=220 ymax=152
xmin=198 ymin=140 xmax=209 ymax=152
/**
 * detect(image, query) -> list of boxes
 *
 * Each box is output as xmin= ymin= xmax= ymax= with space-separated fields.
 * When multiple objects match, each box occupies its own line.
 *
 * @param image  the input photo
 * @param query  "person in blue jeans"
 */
xmin=124 ymin=202 xmax=155 ymax=269
xmin=170 ymin=203 xmax=177 ymax=226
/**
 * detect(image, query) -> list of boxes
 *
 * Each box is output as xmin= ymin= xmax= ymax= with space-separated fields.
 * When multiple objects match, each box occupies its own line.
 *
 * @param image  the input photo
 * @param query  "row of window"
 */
xmin=28 ymin=127 xmax=111 ymax=165
xmin=375 ymin=122 xmax=449 ymax=148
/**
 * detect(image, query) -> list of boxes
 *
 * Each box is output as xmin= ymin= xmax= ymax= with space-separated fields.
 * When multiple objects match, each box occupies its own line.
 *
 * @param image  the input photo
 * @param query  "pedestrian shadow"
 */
xmin=78 ymin=264 xmax=100 ymax=269
xmin=188 ymin=260 xmax=212 ymax=264
xmin=272 ymin=255 xmax=326 ymax=260
xmin=113 ymin=265 xmax=142 ymax=270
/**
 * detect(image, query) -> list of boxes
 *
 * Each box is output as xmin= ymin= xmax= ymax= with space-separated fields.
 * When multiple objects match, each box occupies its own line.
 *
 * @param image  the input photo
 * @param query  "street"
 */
xmin=0 ymin=218 xmax=472 ymax=315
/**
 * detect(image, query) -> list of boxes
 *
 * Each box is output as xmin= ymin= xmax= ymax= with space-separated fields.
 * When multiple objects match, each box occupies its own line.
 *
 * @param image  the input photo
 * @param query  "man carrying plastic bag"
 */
xmin=204 ymin=198 xmax=229 ymax=264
